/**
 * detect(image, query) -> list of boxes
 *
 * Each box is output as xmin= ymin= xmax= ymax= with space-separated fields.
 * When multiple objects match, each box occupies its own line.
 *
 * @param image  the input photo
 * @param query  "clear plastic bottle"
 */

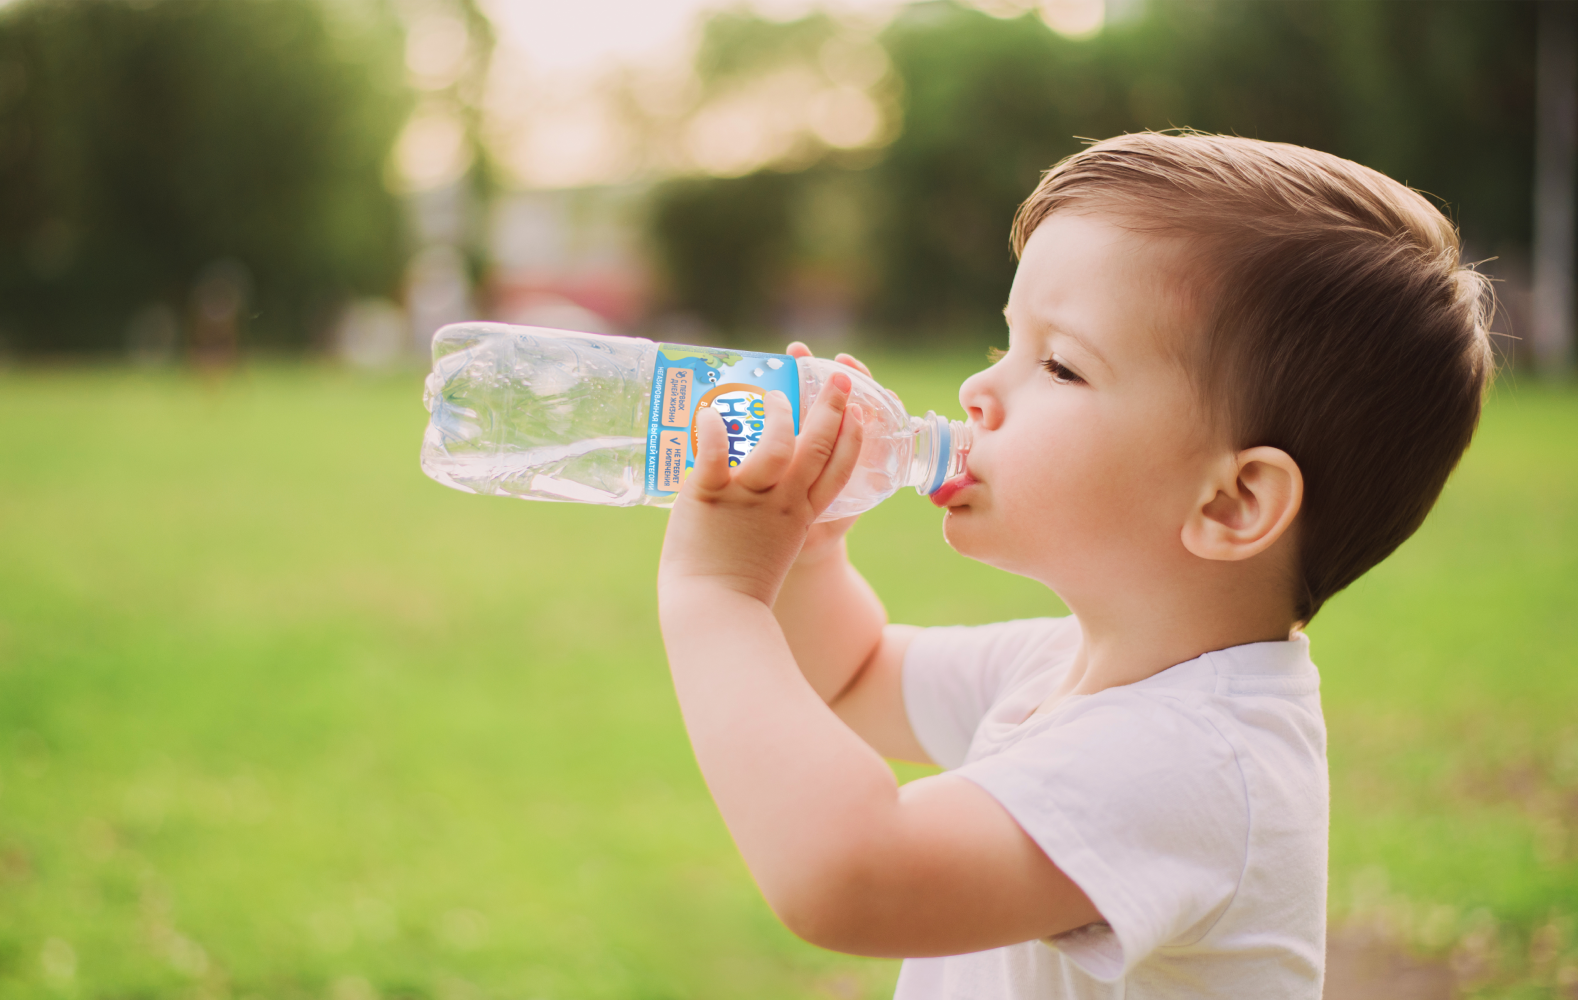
xmin=420 ymin=322 xmax=970 ymax=521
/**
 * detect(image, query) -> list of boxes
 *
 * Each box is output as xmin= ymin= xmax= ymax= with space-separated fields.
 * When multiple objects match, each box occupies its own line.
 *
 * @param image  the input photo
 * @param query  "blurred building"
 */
xmin=487 ymin=186 xmax=651 ymax=335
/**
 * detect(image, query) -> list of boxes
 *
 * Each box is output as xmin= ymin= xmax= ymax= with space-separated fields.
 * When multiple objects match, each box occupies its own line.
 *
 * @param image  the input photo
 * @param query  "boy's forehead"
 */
xmin=1009 ymin=212 xmax=1208 ymax=364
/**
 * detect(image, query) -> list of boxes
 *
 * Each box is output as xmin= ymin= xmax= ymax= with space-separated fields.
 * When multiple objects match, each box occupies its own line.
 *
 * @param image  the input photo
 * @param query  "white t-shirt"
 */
xmin=895 ymin=617 xmax=1328 ymax=1000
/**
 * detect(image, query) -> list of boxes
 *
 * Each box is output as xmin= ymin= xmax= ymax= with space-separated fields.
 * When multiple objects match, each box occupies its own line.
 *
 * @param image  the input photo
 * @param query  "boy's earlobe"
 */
xmin=1181 ymin=447 xmax=1304 ymax=562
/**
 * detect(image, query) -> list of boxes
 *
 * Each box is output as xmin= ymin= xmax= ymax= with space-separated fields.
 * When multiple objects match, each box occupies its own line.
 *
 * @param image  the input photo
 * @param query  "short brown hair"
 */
xmin=1011 ymin=133 xmax=1494 ymax=622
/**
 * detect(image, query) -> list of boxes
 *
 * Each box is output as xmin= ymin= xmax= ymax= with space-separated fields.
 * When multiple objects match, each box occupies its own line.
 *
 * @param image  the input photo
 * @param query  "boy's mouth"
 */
xmin=929 ymin=473 xmax=978 ymax=508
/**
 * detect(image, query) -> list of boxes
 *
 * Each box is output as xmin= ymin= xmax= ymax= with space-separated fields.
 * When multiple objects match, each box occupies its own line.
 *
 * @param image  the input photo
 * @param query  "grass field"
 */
xmin=0 ymin=355 xmax=1573 ymax=999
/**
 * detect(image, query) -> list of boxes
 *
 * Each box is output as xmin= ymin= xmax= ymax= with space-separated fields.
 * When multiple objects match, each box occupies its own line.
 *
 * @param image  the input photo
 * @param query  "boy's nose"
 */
xmin=959 ymin=368 xmax=1002 ymax=430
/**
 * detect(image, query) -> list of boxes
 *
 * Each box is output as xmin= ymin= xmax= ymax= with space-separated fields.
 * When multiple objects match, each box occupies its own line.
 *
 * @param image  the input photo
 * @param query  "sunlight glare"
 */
xmin=1040 ymin=0 xmax=1104 ymax=38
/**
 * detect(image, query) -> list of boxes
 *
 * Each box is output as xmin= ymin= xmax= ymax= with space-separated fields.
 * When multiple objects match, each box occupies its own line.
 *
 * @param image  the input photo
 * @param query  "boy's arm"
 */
xmin=659 ymin=378 xmax=1100 ymax=957
xmin=769 ymin=344 xmax=931 ymax=764
xmin=772 ymin=537 xmax=931 ymax=764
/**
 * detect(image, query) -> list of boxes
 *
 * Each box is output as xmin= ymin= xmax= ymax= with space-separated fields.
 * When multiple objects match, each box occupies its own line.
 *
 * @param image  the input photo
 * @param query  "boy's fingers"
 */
xmin=735 ymin=390 xmax=795 ymax=492
xmin=687 ymin=405 xmax=733 ymax=493
xmin=834 ymin=353 xmax=873 ymax=379
xmin=807 ymin=403 xmax=865 ymax=514
xmin=787 ymin=371 xmax=852 ymax=492
xmin=787 ymin=345 xmax=873 ymax=392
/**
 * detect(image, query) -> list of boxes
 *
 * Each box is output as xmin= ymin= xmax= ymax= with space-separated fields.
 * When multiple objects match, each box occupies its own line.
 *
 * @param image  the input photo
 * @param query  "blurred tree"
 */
xmin=870 ymin=0 xmax=1536 ymax=338
xmin=1119 ymin=2 xmax=1537 ymax=250
xmin=871 ymin=3 xmax=1102 ymax=335
xmin=647 ymin=170 xmax=799 ymax=338
xmin=692 ymin=6 xmax=842 ymax=89
xmin=647 ymin=163 xmax=879 ymax=341
xmin=643 ymin=6 xmax=894 ymax=341
xmin=648 ymin=0 xmax=1537 ymax=345
xmin=0 ymin=0 xmax=410 ymax=354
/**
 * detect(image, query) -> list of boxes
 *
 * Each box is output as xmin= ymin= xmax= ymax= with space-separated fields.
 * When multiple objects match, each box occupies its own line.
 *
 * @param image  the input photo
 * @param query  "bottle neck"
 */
xmin=908 ymin=412 xmax=972 ymax=496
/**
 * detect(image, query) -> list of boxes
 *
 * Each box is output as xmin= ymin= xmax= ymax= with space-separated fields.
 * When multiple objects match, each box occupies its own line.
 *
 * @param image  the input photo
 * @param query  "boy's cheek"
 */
xmin=981 ymin=468 xmax=1154 ymax=570
xmin=950 ymin=410 xmax=1203 ymax=574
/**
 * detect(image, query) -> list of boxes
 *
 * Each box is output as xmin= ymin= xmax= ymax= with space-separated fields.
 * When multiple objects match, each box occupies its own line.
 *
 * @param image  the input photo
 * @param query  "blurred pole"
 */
xmin=1534 ymin=0 xmax=1577 ymax=376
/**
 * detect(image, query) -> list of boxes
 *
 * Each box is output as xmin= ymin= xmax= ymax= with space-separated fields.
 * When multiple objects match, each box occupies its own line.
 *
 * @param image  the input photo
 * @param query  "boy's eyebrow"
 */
xmin=1002 ymin=306 xmax=1111 ymax=372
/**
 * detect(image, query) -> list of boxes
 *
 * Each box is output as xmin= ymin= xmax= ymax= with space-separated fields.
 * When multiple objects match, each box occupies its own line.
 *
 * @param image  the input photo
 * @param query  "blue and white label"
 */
xmin=645 ymin=344 xmax=800 ymax=496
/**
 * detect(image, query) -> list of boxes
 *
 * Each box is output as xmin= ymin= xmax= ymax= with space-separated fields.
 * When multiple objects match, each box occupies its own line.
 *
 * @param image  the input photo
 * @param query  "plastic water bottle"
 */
xmin=420 ymin=322 xmax=971 ymax=521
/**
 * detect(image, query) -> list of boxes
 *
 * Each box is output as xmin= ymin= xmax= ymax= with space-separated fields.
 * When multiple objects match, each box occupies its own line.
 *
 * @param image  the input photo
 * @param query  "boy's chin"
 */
xmin=942 ymin=508 xmax=1050 ymax=577
xmin=940 ymin=505 xmax=985 ymax=552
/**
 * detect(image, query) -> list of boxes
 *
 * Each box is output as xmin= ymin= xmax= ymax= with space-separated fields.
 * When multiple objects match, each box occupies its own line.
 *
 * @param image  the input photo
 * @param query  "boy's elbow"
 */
xmin=762 ymin=855 xmax=893 ymax=955
xmin=770 ymin=883 xmax=865 ymax=953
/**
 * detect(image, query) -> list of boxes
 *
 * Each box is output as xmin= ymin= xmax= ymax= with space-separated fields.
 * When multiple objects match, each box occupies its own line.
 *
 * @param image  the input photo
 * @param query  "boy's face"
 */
xmin=941 ymin=212 xmax=1224 ymax=605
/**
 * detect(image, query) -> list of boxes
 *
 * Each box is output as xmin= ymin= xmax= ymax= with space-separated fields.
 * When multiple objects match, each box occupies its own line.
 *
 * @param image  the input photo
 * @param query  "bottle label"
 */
xmin=645 ymin=344 xmax=800 ymax=497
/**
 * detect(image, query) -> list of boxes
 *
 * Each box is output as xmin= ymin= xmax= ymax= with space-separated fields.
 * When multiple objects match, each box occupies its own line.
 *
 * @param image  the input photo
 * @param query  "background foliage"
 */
xmin=647 ymin=0 xmax=1538 ymax=340
xmin=0 ymin=0 xmax=1550 ymax=350
xmin=0 ymin=0 xmax=410 ymax=353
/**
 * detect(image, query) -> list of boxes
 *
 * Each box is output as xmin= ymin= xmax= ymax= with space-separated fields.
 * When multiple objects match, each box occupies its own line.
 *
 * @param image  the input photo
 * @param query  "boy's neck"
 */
xmin=1050 ymin=575 xmax=1298 ymax=702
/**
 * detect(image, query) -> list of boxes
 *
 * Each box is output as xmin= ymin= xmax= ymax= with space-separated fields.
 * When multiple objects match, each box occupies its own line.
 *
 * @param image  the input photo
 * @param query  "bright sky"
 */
xmin=463 ymin=0 xmax=905 ymax=188
xmin=399 ymin=0 xmax=1105 ymax=190
xmin=478 ymin=0 xmax=903 ymax=77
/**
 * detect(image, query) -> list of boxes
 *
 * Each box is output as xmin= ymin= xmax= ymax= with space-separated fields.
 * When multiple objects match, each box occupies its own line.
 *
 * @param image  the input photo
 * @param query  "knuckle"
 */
xmin=806 ymin=431 xmax=837 ymax=458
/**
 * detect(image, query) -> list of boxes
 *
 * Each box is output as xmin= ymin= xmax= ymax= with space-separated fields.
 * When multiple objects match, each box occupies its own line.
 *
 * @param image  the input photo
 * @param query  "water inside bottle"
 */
xmin=422 ymin=327 xmax=653 ymax=504
xmin=421 ymin=432 xmax=648 ymax=503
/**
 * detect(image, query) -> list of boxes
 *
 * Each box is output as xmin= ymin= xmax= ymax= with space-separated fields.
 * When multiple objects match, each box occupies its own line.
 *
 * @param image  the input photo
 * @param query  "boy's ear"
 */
xmin=1181 ymin=446 xmax=1303 ymax=562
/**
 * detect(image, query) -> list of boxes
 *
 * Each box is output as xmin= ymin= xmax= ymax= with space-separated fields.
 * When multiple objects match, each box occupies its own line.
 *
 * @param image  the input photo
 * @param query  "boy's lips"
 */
xmin=929 ymin=473 xmax=978 ymax=507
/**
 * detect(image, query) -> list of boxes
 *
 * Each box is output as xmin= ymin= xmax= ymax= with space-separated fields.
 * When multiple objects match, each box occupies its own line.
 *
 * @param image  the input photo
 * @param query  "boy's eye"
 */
xmin=1041 ymin=356 xmax=1085 ymax=385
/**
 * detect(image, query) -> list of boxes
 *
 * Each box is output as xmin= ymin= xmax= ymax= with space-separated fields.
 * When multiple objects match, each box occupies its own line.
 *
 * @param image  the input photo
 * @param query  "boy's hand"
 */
xmin=784 ymin=342 xmax=872 ymax=568
xmin=659 ymin=369 xmax=865 ymax=608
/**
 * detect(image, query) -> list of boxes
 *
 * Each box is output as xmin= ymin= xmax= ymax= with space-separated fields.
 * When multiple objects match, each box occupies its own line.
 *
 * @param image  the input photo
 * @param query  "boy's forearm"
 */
xmin=660 ymin=579 xmax=900 ymax=921
xmin=772 ymin=540 xmax=887 ymax=703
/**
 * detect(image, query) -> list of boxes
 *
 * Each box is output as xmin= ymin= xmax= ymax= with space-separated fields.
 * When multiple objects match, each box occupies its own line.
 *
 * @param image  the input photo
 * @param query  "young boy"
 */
xmin=656 ymin=133 xmax=1492 ymax=998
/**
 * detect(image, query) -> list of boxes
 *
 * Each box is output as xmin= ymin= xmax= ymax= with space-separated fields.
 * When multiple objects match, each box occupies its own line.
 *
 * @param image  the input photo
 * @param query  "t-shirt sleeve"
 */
xmin=954 ymin=695 xmax=1250 ymax=982
xmin=900 ymin=618 xmax=1070 ymax=770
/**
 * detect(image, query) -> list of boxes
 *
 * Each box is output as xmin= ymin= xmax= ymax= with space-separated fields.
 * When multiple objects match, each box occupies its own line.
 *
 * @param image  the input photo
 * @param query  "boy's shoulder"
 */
xmin=905 ymin=615 xmax=1325 ymax=777
xmin=907 ymin=615 xmax=1322 ymax=707
xmin=902 ymin=616 xmax=1078 ymax=770
xmin=908 ymin=615 xmax=1081 ymax=682
xmin=909 ymin=624 xmax=1329 ymax=991
xmin=917 ymin=648 xmax=1326 ymax=991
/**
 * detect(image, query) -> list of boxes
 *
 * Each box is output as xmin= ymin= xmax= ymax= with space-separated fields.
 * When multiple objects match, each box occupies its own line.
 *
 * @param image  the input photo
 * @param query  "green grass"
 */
xmin=0 ymin=357 xmax=1573 ymax=999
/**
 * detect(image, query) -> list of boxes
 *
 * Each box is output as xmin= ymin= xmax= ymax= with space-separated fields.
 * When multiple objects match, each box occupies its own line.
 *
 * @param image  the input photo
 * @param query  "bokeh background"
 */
xmin=1 ymin=1 xmax=1574 ymax=998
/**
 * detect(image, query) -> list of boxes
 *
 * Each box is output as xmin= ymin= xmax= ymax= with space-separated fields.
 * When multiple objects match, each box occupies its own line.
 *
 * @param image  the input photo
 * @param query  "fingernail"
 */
xmin=830 ymin=372 xmax=852 ymax=392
